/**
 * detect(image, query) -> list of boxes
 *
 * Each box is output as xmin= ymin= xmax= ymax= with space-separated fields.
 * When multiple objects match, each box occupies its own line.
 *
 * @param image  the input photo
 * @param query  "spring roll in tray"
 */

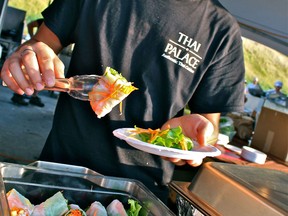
xmin=6 ymin=189 xmax=143 ymax=216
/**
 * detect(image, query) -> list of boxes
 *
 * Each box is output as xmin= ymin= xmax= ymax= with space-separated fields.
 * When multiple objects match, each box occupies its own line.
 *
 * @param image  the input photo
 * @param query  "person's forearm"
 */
xmin=28 ymin=28 xmax=34 ymax=38
xmin=33 ymin=23 xmax=63 ymax=54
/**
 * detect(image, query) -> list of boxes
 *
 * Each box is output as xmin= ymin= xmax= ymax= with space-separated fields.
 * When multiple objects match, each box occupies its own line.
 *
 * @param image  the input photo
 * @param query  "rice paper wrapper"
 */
xmin=65 ymin=204 xmax=87 ymax=216
xmin=106 ymin=199 xmax=127 ymax=216
xmin=7 ymin=189 xmax=34 ymax=216
xmin=86 ymin=201 xmax=107 ymax=216
xmin=31 ymin=191 xmax=68 ymax=216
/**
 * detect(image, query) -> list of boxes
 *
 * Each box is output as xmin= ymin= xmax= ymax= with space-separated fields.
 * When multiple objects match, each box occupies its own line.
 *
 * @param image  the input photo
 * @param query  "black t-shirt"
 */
xmin=40 ymin=0 xmax=245 ymax=202
xmin=36 ymin=18 xmax=44 ymax=26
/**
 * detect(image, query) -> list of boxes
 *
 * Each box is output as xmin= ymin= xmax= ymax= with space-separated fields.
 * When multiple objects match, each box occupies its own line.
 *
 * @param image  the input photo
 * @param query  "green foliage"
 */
xmin=127 ymin=199 xmax=143 ymax=216
xmin=134 ymin=126 xmax=194 ymax=150
xmin=8 ymin=0 xmax=51 ymax=36
xmin=8 ymin=0 xmax=51 ymax=23
xmin=243 ymin=38 xmax=288 ymax=95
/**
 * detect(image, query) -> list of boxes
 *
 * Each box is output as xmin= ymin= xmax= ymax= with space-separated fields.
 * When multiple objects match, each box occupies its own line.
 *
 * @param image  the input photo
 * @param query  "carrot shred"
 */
xmin=89 ymin=76 xmax=137 ymax=115
xmin=66 ymin=209 xmax=83 ymax=216
xmin=129 ymin=125 xmax=193 ymax=151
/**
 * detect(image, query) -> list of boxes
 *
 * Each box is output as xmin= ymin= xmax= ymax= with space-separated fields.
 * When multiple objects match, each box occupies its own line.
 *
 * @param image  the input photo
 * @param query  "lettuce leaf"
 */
xmin=126 ymin=199 xmax=142 ymax=216
xmin=133 ymin=126 xmax=193 ymax=150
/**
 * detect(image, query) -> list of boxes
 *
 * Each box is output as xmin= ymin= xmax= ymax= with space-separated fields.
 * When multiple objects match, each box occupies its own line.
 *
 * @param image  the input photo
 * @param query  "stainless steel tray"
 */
xmin=0 ymin=171 xmax=10 ymax=216
xmin=0 ymin=161 xmax=175 ymax=216
xmin=28 ymin=161 xmax=102 ymax=176
xmin=170 ymin=162 xmax=288 ymax=216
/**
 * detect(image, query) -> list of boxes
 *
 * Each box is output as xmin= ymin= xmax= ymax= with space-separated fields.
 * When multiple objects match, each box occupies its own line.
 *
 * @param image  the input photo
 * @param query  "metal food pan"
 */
xmin=28 ymin=161 xmax=102 ymax=176
xmin=0 ymin=171 xmax=10 ymax=216
xmin=171 ymin=162 xmax=288 ymax=216
xmin=0 ymin=161 xmax=175 ymax=216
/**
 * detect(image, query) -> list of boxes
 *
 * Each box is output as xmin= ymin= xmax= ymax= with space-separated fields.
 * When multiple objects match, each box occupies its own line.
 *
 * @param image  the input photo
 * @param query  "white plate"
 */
xmin=113 ymin=128 xmax=221 ymax=160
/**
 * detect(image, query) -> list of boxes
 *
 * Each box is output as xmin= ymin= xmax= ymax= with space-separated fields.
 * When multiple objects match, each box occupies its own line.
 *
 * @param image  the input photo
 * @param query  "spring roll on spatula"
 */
xmin=88 ymin=67 xmax=138 ymax=118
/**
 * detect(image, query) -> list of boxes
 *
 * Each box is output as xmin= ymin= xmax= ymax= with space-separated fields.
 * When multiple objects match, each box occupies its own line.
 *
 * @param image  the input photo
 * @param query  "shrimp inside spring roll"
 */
xmin=6 ymin=189 xmax=34 ymax=216
xmin=65 ymin=204 xmax=86 ymax=216
xmin=88 ymin=67 xmax=138 ymax=118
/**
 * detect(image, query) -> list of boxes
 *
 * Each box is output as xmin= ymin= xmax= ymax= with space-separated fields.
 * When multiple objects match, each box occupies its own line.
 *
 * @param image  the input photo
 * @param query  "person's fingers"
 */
xmin=196 ymin=120 xmax=214 ymax=146
xmin=161 ymin=156 xmax=186 ymax=166
xmin=1 ymin=61 xmax=26 ymax=95
xmin=170 ymin=158 xmax=187 ymax=166
xmin=4 ymin=53 xmax=35 ymax=95
xmin=161 ymin=115 xmax=207 ymax=142
xmin=186 ymin=158 xmax=203 ymax=167
xmin=180 ymin=115 xmax=206 ymax=141
xmin=53 ymin=56 xmax=65 ymax=78
xmin=161 ymin=117 xmax=181 ymax=130
xmin=161 ymin=156 xmax=203 ymax=167
xmin=33 ymin=43 xmax=57 ymax=87
xmin=174 ymin=114 xmax=214 ymax=146
xmin=1 ymin=40 xmax=64 ymax=95
xmin=20 ymin=47 xmax=43 ymax=91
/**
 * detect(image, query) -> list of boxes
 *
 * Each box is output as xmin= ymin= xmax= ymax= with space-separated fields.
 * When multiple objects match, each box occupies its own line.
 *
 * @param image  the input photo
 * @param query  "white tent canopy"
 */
xmin=219 ymin=0 xmax=288 ymax=56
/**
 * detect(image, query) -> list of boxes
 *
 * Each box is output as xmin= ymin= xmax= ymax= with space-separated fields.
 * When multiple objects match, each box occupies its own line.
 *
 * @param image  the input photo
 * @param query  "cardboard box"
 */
xmin=251 ymin=106 xmax=288 ymax=162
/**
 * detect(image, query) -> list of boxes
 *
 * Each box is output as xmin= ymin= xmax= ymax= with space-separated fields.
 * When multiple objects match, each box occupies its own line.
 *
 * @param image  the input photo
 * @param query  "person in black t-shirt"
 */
xmin=1 ymin=0 xmax=245 ymax=203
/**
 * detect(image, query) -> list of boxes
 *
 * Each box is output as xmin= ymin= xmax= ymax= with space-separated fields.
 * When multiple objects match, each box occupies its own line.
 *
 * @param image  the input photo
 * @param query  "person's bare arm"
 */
xmin=27 ymin=20 xmax=39 ymax=37
xmin=33 ymin=23 xmax=63 ymax=54
xmin=1 ymin=24 xmax=64 ymax=95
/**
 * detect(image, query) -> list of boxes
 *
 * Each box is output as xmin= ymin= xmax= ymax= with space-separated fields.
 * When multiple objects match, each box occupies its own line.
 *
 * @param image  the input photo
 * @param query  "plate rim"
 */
xmin=113 ymin=128 xmax=221 ymax=159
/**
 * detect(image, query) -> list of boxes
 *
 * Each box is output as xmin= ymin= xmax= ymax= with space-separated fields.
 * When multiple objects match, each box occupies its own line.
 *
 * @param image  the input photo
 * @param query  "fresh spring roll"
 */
xmin=106 ymin=199 xmax=127 ymax=216
xmin=88 ymin=67 xmax=138 ymax=118
xmin=86 ymin=201 xmax=108 ymax=216
xmin=31 ymin=191 xmax=68 ymax=216
xmin=6 ymin=189 xmax=34 ymax=216
xmin=64 ymin=204 xmax=87 ymax=216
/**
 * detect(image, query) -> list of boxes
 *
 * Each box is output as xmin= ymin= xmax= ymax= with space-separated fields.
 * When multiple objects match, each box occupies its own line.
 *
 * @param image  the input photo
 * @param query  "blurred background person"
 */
xmin=266 ymin=80 xmax=287 ymax=107
xmin=266 ymin=80 xmax=286 ymax=97
xmin=246 ymin=76 xmax=265 ymax=97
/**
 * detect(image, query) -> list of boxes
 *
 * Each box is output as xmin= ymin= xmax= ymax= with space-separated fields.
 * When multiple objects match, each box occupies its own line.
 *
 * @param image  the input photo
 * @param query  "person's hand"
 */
xmin=161 ymin=114 xmax=216 ymax=167
xmin=1 ymin=39 xmax=65 ymax=96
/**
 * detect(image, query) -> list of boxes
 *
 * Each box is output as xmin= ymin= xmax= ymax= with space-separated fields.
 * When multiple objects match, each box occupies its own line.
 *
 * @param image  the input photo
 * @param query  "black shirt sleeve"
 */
xmin=189 ymin=37 xmax=245 ymax=113
xmin=42 ymin=0 xmax=83 ymax=46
